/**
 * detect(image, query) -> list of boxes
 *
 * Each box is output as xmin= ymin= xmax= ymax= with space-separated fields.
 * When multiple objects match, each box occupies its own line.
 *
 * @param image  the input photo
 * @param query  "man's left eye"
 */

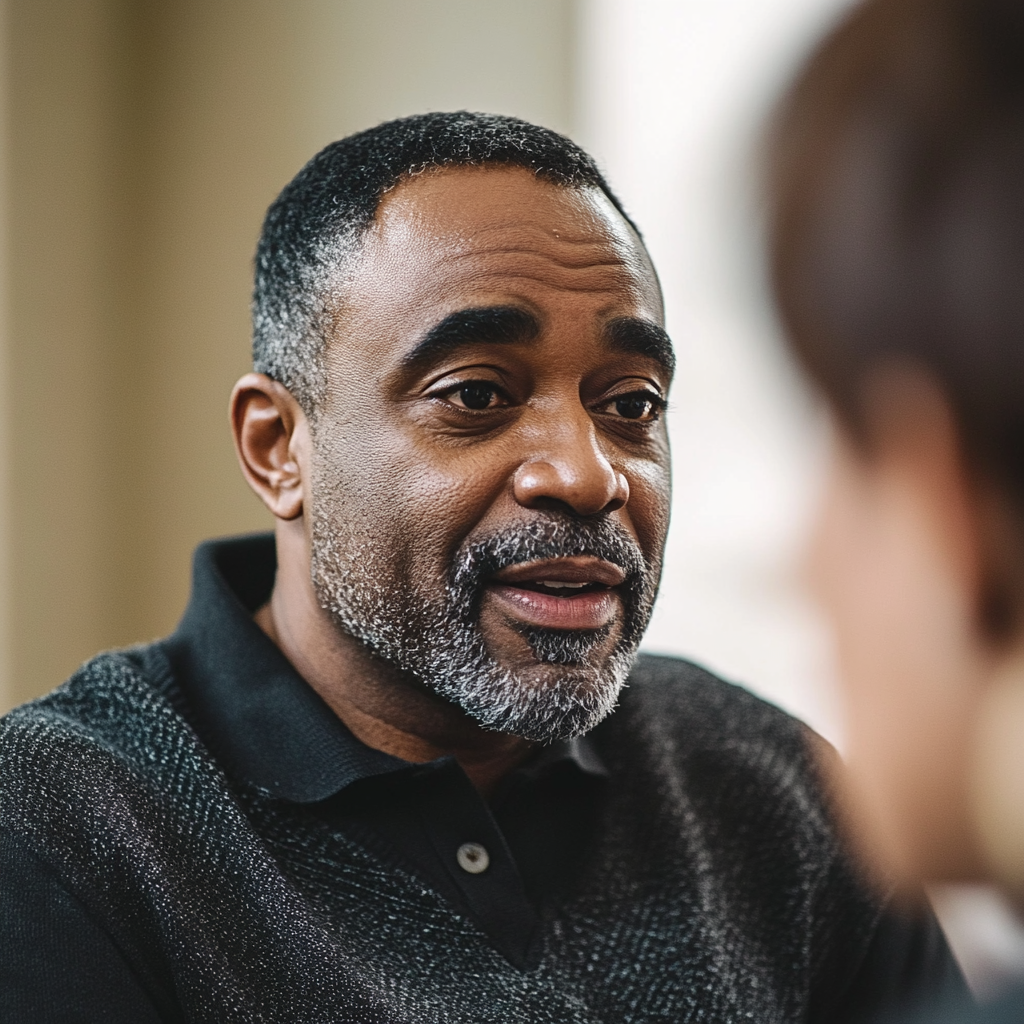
xmin=446 ymin=381 xmax=505 ymax=410
xmin=604 ymin=390 xmax=664 ymax=422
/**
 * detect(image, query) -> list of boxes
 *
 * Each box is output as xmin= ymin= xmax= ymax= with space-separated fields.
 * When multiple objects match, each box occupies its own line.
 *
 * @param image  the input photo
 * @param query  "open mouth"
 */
xmin=512 ymin=579 xmax=608 ymax=597
xmin=485 ymin=556 xmax=625 ymax=631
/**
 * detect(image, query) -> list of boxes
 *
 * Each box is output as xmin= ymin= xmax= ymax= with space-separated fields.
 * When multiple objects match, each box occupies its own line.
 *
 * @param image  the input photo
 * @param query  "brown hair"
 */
xmin=767 ymin=0 xmax=1024 ymax=502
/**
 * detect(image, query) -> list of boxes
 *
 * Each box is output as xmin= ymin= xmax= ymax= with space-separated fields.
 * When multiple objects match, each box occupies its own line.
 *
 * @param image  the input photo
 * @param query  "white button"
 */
xmin=456 ymin=842 xmax=490 ymax=874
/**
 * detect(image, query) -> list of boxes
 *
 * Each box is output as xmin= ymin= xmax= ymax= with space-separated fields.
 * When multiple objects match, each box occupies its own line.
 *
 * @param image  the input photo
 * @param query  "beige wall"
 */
xmin=0 ymin=0 xmax=577 ymax=711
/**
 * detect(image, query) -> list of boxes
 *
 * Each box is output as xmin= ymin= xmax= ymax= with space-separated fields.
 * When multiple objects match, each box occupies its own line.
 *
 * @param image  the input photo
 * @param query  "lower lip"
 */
xmin=486 ymin=584 xmax=620 ymax=630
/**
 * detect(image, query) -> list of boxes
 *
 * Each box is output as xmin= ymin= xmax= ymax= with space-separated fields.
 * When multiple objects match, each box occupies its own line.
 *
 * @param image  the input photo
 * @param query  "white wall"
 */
xmin=577 ymin=0 xmax=856 ymax=746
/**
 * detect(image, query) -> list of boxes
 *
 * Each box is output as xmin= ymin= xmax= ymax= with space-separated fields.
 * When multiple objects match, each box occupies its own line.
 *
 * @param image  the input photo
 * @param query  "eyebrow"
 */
xmin=401 ymin=306 xmax=540 ymax=368
xmin=400 ymin=305 xmax=675 ymax=376
xmin=605 ymin=317 xmax=676 ymax=376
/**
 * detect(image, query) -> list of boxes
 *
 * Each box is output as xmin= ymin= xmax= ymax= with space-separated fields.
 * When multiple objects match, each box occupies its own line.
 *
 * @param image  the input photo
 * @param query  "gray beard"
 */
xmin=309 ymin=508 xmax=657 ymax=743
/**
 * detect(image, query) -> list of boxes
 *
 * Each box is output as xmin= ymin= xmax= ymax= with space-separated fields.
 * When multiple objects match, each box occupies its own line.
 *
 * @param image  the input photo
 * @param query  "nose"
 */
xmin=513 ymin=419 xmax=629 ymax=517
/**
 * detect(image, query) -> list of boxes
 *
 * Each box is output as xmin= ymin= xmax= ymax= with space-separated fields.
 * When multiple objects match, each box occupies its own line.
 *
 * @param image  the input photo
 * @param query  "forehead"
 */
xmin=334 ymin=165 xmax=663 ymax=338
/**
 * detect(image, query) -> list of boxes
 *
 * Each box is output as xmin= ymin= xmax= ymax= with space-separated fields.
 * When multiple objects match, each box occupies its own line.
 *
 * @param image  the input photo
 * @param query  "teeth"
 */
xmin=539 ymin=580 xmax=588 ymax=589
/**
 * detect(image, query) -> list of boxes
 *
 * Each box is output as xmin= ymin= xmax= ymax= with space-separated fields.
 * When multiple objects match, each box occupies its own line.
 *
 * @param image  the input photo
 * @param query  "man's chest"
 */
xmin=154 ymin=791 xmax=824 ymax=1024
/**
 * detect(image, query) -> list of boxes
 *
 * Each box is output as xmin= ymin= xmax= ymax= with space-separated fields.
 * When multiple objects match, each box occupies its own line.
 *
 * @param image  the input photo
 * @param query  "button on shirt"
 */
xmin=155 ymin=534 xmax=608 ymax=968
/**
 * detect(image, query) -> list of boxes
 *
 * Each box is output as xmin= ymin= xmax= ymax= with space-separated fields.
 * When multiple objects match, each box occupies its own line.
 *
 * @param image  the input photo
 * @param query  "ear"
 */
xmin=229 ymin=373 xmax=309 ymax=521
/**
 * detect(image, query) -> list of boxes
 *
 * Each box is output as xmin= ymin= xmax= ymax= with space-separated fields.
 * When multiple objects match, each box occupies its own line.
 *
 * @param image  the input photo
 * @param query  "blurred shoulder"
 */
xmin=877 ymin=987 xmax=1024 ymax=1024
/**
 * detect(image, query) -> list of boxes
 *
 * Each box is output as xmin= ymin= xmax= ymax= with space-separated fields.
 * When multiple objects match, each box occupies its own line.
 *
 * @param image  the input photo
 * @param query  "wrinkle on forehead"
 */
xmin=427 ymin=267 xmax=652 ymax=299
xmin=349 ymin=169 xmax=659 ymax=307
xmin=439 ymin=243 xmax=634 ymax=273
xmin=373 ymin=166 xmax=645 ymax=257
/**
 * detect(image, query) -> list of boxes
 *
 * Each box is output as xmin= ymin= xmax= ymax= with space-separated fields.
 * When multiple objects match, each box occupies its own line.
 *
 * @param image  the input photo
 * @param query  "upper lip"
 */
xmin=490 ymin=556 xmax=626 ymax=588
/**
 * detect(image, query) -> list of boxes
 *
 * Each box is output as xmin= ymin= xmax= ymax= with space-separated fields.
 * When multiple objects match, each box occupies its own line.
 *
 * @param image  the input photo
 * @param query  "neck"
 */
xmin=254 ymin=519 xmax=535 ymax=795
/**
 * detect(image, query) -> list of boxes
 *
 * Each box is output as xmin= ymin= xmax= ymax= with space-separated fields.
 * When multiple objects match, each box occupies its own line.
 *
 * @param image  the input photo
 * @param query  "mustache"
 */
xmin=450 ymin=514 xmax=649 ymax=608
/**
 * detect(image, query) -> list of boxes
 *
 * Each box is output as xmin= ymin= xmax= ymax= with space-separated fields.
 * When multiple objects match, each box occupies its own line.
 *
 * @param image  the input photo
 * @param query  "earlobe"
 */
xmin=229 ymin=373 xmax=308 ymax=521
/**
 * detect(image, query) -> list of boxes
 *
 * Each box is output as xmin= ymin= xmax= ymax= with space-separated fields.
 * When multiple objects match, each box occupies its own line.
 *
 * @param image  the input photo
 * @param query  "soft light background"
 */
xmin=0 ymin=0 xmax=838 ymax=731
xmin=577 ymin=0 xmax=850 ymax=747
xmin=0 ymin=0 xmax=1021 ymax=994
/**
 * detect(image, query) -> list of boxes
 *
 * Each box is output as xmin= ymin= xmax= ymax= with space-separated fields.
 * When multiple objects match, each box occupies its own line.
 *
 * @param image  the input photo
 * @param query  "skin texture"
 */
xmin=231 ymin=165 xmax=671 ymax=794
xmin=807 ymin=366 xmax=1024 ymax=889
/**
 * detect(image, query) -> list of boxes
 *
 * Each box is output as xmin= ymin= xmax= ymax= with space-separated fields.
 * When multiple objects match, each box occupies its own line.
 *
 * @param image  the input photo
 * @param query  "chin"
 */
xmin=455 ymin=645 xmax=634 ymax=743
xmin=515 ymin=658 xmax=616 ymax=696
xmin=422 ymin=646 xmax=626 ymax=743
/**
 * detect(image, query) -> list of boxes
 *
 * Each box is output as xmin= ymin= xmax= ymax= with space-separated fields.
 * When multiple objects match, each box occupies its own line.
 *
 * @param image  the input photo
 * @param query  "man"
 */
xmin=0 ymin=112 xmax=964 ymax=1022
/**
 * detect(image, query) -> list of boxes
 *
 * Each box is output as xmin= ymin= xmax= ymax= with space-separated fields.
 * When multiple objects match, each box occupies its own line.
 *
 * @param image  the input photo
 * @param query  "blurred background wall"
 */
xmin=577 ymin=0 xmax=852 ymax=746
xmin=0 ymin=0 xmax=576 ymax=710
xmin=4 ymin=0 xmax=1024 ymax=995
xmin=0 ymin=0 xmax=843 ymax=725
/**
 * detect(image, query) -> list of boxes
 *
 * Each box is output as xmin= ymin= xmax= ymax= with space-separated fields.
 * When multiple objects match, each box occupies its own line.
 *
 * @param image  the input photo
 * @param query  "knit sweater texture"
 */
xmin=1 ymin=647 xmax=930 ymax=1022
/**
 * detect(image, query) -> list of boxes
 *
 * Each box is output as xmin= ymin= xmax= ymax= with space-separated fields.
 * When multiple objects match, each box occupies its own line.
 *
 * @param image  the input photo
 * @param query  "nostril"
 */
xmin=607 ymin=471 xmax=630 ymax=512
xmin=513 ymin=460 xmax=629 ymax=516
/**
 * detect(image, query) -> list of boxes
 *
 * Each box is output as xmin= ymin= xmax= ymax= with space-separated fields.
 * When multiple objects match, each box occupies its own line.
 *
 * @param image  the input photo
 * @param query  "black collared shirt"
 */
xmin=0 ymin=535 xmax=969 ymax=1023
xmin=157 ymin=534 xmax=607 ymax=968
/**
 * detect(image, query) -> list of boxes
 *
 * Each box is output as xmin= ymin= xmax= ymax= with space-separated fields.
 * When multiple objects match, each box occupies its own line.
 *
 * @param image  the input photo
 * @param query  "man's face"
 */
xmin=307 ymin=165 xmax=672 ymax=741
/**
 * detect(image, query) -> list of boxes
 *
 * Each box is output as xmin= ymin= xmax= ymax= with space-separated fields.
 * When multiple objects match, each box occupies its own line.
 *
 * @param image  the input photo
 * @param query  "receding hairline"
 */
xmin=350 ymin=161 xmax=648 ymax=255
xmin=309 ymin=169 xmax=665 ymax=397
xmin=253 ymin=111 xmax=651 ymax=418
xmin=336 ymin=163 xmax=659 ymax=309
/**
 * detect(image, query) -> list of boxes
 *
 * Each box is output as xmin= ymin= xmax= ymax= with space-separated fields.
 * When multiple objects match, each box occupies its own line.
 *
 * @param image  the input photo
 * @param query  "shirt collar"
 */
xmin=164 ymin=534 xmax=607 ymax=803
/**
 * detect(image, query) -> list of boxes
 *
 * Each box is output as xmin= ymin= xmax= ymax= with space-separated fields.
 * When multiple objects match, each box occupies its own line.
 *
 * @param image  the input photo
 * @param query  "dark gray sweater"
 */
xmin=0 ymin=539 xmax=965 ymax=1023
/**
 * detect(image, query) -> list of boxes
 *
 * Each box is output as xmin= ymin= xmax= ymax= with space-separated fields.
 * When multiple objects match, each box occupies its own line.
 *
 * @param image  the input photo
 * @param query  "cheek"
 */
xmin=808 ymin=457 xmax=979 ymax=879
xmin=621 ymin=452 xmax=671 ymax=562
xmin=314 ymin=420 xmax=509 ymax=578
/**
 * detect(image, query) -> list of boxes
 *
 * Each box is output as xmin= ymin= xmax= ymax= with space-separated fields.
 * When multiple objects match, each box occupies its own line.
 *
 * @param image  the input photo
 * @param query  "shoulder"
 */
xmin=601 ymin=652 xmax=834 ymax=846
xmin=0 ymin=647 xmax=218 ymax=853
xmin=620 ymin=651 xmax=812 ymax=755
xmin=0 ymin=646 xmax=189 ymax=768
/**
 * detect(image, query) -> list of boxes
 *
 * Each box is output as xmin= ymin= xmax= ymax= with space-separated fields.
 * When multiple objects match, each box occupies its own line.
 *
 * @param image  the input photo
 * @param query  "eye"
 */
xmin=443 ymin=380 xmax=508 ymax=411
xmin=604 ymin=389 xmax=665 ymax=422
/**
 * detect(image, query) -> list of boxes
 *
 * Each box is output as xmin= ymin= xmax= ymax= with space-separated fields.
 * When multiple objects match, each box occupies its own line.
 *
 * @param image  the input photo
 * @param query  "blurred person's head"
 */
xmin=767 ymin=0 xmax=1024 ymax=896
xmin=231 ymin=112 xmax=672 ymax=747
